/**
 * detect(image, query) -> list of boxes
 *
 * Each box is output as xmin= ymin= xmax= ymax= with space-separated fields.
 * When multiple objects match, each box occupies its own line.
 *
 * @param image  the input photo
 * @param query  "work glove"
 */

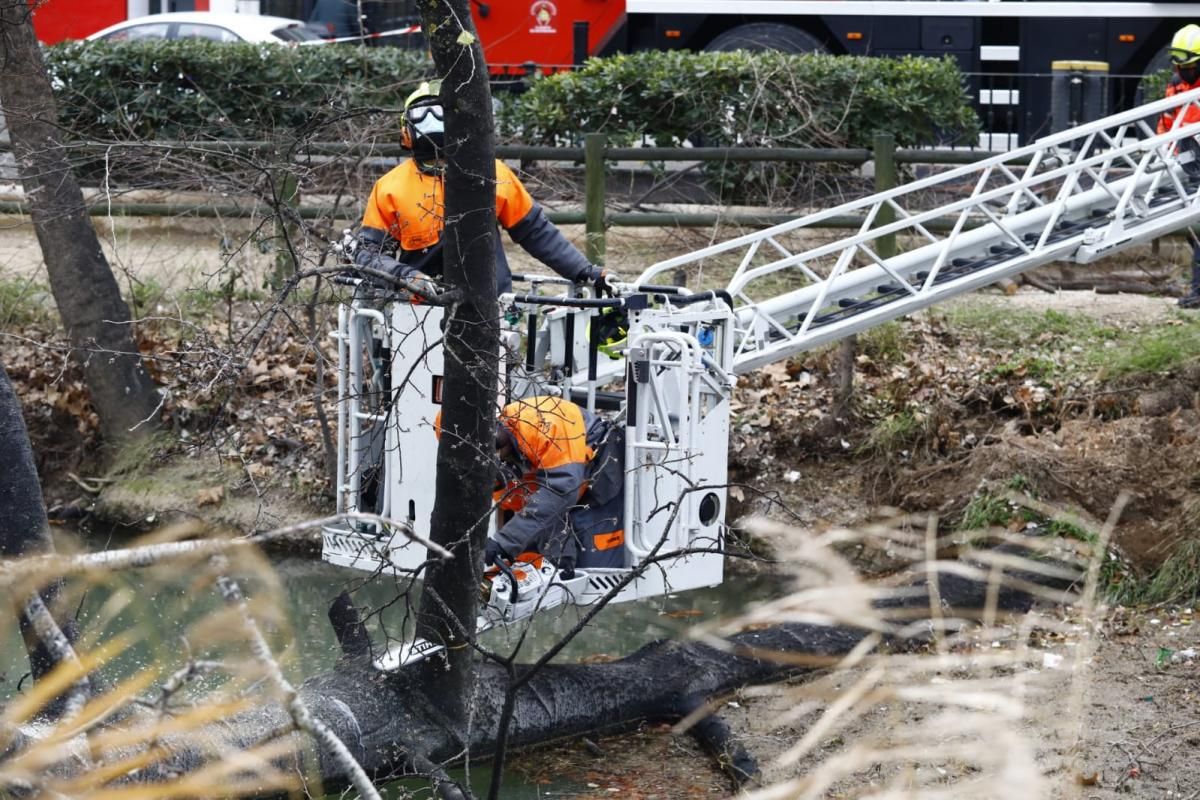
xmin=582 ymin=265 xmax=618 ymax=298
xmin=351 ymin=229 xmax=402 ymax=287
xmin=484 ymin=538 xmax=510 ymax=566
xmin=401 ymin=270 xmax=440 ymax=300
xmin=555 ymin=555 xmax=576 ymax=581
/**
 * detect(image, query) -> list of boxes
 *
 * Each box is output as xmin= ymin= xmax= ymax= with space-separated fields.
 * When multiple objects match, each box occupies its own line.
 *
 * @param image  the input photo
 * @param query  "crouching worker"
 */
xmin=486 ymin=395 xmax=625 ymax=578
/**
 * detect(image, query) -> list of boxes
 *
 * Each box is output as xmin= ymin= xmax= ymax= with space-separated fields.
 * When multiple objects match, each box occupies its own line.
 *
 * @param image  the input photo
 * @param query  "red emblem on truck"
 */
xmin=530 ymin=1 xmax=557 ymax=34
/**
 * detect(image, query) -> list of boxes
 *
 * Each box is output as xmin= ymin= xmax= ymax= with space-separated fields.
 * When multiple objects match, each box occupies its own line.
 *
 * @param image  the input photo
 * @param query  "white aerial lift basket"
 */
xmin=323 ymin=86 xmax=1200 ymax=663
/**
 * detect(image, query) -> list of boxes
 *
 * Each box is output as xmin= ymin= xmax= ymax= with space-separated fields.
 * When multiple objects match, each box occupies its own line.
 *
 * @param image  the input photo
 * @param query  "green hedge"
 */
xmin=500 ymin=50 xmax=978 ymax=201
xmin=44 ymin=42 xmax=977 ymax=202
xmin=500 ymin=50 xmax=979 ymax=150
xmin=48 ymin=41 xmax=977 ymax=149
xmin=46 ymin=39 xmax=434 ymax=141
xmin=1140 ymin=69 xmax=1172 ymax=108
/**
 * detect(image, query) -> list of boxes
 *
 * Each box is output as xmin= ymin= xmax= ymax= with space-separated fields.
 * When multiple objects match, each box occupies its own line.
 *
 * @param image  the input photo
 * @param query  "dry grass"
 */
xmin=688 ymin=509 xmax=1115 ymax=799
xmin=0 ymin=502 xmax=1118 ymax=799
xmin=0 ymin=521 xmax=311 ymax=800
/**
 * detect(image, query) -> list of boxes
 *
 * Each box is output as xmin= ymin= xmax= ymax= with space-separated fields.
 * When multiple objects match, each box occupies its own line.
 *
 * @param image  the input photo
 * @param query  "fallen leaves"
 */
xmin=727 ymin=310 xmax=1095 ymax=476
xmin=195 ymin=486 xmax=225 ymax=507
xmin=9 ymin=299 xmax=337 ymax=503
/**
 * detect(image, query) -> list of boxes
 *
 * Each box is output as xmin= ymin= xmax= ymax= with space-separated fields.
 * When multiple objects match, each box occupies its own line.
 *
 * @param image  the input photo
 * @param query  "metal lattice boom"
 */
xmin=634 ymin=88 xmax=1200 ymax=373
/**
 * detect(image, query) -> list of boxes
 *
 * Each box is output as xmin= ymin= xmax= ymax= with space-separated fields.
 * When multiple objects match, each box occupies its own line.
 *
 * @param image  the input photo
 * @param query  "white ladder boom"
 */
xmin=635 ymin=88 xmax=1200 ymax=374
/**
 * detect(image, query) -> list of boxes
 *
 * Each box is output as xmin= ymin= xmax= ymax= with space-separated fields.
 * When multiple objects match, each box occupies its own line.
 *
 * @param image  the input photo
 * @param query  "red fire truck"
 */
xmin=33 ymin=0 xmax=1200 ymax=145
xmin=289 ymin=0 xmax=1200 ymax=145
xmin=463 ymin=0 xmax=1200 ymax=146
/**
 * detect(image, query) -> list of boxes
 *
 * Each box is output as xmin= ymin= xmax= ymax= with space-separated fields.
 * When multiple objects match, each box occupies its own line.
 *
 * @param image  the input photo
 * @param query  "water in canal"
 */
xmin=1 ymin=552 xmax=786 ymax=797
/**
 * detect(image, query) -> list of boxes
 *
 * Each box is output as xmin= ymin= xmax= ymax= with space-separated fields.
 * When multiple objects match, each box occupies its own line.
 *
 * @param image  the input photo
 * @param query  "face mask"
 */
xmin=406 ymin=103 xmax=445 ymax=160
xmin=1181 ymin=65 xmax=1200 ymax=84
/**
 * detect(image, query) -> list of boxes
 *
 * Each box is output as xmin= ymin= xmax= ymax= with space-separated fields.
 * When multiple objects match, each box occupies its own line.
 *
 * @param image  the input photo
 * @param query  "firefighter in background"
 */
xmin=485 ymin=395 xmax=625 ymax=578
xmin=352 ymin=79 xmax=613 ymax=297
xmin=1159 ymin=24 xmax=1200 ymax=308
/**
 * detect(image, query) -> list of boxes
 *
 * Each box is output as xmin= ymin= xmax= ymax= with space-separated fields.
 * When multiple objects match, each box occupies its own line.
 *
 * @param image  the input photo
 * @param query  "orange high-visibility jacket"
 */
xmin=492 ymin=396 xmax=624 ymax=566
xmin=1159 ymin=74 xmax=1200 ymax=135
xmin=356 ymin=159 xmax=591 ymax=293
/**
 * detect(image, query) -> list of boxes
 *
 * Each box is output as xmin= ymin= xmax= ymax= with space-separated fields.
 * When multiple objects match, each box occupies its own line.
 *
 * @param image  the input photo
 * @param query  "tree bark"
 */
xmin=413 ymin=0 xmax=499 ymax=727
xmin=0 ymin=5 xmax=160 ymax=444
xmin=39 ymin=566 xmax=1047 ymax=796
xmin=1135 ymin=362 xmax=1200 ymax=416
xmin=0 ymin=361 xmax=71 ymax=682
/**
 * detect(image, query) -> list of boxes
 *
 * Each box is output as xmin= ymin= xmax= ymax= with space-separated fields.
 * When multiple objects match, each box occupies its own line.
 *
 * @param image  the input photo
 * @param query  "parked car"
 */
xmin=85 ymin=12 xmax=324 ymax=45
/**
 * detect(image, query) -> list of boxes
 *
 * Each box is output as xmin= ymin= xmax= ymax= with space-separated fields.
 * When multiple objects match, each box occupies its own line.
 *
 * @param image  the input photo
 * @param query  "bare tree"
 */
xmin=411 ymin=0 xmax=499 ymax=725
xmin=0 ymin=3 xmax=160 ymax=444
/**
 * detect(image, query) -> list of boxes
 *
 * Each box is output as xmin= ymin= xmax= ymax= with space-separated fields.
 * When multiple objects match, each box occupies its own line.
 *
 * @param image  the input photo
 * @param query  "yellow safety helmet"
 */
xmin=1170 ymin=24 xmax=1200 ymax=66
xmin=404 ymin=80 xmax=442 ymax=112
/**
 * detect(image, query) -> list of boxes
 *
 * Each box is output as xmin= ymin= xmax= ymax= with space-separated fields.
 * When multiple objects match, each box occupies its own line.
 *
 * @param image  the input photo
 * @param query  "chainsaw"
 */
xmin=373 ymin=553 xmax=590 ymax=670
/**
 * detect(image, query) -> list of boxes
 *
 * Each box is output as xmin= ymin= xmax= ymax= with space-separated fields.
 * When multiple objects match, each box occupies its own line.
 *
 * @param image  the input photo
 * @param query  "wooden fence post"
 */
xmin=584 ymin=133 xmax=606 ymax=266
xmin=836 ymin=133 xmax=897 ymax=416
xmin=873 ymin=132 xmax=897 ymax=259
xmin=271 ymin=167 xmax=300 ymax=290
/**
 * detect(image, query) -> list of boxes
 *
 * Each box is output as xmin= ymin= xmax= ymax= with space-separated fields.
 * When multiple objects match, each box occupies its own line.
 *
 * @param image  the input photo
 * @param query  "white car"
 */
xmin=85 ymin=12 xmax=323 ymax=44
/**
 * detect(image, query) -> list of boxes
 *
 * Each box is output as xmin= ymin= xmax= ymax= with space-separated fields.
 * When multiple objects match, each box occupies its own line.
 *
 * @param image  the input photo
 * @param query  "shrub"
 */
xmin=48 ymin=42 xmax=977 ymax=150
xmin=46 ymin=39 xmax=434 ymax=141
xmin=499 ymin=50 xmax=978 ymax=202
xmin=45 ymin=43 xmax=977 ymax=202
xmin=499 ymin=50 xmax=979 ymax=150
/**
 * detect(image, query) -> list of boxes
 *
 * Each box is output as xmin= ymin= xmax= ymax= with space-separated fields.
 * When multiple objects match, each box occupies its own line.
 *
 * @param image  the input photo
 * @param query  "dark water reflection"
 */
xmin=2 ymin=553 xmax=785 ymax=798
xmin=280 ymin=557 xmax=787 ymax=671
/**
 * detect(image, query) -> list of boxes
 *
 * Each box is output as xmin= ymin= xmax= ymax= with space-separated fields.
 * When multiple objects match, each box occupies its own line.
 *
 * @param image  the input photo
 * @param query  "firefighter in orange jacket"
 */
xmin=485 ymin=395 xmax=625 ymax=577
xmin=353 ymin=80 xmax=608 ymax=296
xmin=1159 ymin=24 xmax=1200 ymax=308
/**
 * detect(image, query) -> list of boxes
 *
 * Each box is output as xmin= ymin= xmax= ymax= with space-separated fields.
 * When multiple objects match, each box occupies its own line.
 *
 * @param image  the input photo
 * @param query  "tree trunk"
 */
xmin=413 ymin=0 xmax=499 ymax=726
xmin=0 ymin=361 xmax=70 ymax=682
xmin=37 ymin=565 xmax=1048 ymax=796
xmin=0 ymin=5 xmax=160 ymax=444
xmin=833 ymin=334 xmax=856 ymax=416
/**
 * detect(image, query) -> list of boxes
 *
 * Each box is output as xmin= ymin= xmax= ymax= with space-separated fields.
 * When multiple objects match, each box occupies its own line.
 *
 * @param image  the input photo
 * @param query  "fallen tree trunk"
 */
xmin=0 ymin=331 xmax=1066 ymax=797
xmin=1014 ymin=261 xmax=1181 ymax=296
xmin=123 ymin=568 xmax=1049 ymax=796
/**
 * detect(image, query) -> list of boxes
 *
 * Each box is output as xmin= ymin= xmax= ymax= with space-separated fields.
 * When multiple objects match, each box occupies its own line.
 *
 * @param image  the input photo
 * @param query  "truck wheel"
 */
xmin=704 ymin=22 xmax=825 ymax=54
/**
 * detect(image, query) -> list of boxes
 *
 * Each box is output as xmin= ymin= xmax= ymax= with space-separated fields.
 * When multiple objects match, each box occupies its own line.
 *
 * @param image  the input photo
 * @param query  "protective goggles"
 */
xmin=1171 ymin=47 xmax=1200 ymax=66
xmin=406 ymin=103 xmax=444 ymax=124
